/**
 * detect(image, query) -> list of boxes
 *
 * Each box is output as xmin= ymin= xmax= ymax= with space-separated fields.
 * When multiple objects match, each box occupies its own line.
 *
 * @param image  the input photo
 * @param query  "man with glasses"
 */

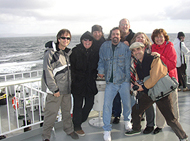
xmin=112 ymin=18 xmax=135 ymax=125
xmin=42 ymin=29 xmax=79 ymax=141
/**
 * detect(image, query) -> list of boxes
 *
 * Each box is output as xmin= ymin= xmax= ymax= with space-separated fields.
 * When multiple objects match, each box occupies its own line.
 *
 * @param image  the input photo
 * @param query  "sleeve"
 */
xmin=70 ymin=48 xmax=77 ymax=81
xmin=144 ymin=57 xmax=168 ymax=89
xmin=43 ymin=50 xmax=59 ymax=94
xmin=125 ymin=46 xmax=131 ymax=82
xmin=97 ymin=44 xmax=105 ymax=74
xmin=181 ymin=42 xmax=190 ymax=54
xmin=160 ymin=42 xmax=177 ymax=72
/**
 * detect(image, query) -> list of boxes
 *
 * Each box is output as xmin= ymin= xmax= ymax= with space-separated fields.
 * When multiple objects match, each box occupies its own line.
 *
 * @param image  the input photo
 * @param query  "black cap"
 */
xmin=91 ymin=25 xmax=103 ymax=33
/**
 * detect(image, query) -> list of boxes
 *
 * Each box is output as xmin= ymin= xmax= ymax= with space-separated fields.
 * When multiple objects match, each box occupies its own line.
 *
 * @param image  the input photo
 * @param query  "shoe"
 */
xmin=75 ymin=129 xmax=85 ymax=136
xmin=43 ymin=139 xmax=49 ymax=141
xmin=103 ymin=131 xmax=111 ymax=141
xmin=112 ymin=117 xmax=120 ymax=124
xmin=124 ymin=121 xmax=132 ymax=131
xmin=125 ymin=129 xmax=141 ymax=136
xmin=153 ymin=127 xmax=162 ymax=134
xmin=183 ymin=87 xmax=190 ymax=92
xmin=0 ymin=135 xmax=6 ymax=139
xmin=178 ymin=88 xmax=181 ymax=92
xmin=68 ymin=131 xmax=79 ymax=139
xmin=143 ymin=126 xmax=154 ymax=134
xmin=180 ymin=137 xmax=188 ymax=141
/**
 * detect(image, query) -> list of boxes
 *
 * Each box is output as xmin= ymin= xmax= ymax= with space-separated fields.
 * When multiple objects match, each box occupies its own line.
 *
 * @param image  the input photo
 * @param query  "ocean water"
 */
xmin=0 ymin=34 xmax=190 ymax=74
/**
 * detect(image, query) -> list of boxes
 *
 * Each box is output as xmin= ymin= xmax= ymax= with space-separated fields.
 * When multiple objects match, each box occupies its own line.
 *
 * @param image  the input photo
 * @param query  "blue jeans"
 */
xmin=103 ymin=82 xmax=134 ymax=131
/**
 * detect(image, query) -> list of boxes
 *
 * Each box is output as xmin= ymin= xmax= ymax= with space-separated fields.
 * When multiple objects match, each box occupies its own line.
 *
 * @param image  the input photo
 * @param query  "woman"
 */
xmin=130 ymin=32 xmax=155 ymax=134
xmin=151 ymin=28 xmax=179 ymax=134
xmin=70 ymin=31 xmax=99 ymax=136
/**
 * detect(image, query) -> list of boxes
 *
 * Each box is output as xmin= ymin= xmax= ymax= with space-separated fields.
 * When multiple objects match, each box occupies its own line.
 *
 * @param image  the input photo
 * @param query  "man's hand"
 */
xmin=54 ymin=91 xmax=60 ymax=97
xmin=98 ymin=74 xmax=104 ymax=78
xmin=134 ymin=81 xmax=144 ymax=91
xmin=124 ymin=41 xmax=129 ymax=46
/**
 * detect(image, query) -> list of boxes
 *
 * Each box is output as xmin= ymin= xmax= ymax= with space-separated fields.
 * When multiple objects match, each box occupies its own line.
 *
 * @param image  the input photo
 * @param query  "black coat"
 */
xmin=70 ymin=43 xmax=99 ymax=97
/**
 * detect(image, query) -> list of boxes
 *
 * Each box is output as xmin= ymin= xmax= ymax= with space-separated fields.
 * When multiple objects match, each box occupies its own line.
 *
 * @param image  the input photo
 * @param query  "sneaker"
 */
xmin=103 ymin=131 xmax=111 ymax=141
xmin=153 ymin=127 xmax=162 ymax=134
xmin=68 ymin=131 xmax=79 ymax=140
xmin=183 ymin=87 xmax=190 ymax=92
xmin=124 ymin=121 xmax=132 ymax=131
xmin=75 ymin=129 xmax=85 ymax=136
xmin=143 ymin=126 xmax=154 ymax=134
xmin=112 ymin=117 xmax=120 ymax=124
xmin=125 ymin=130 xmax=141 ymax=136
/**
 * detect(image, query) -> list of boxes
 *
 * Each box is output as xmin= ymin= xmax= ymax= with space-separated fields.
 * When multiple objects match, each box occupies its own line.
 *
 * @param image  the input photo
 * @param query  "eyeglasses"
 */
xmin=83 ymin=38 xmax=92 ymax=41
xmin=60 ymin=37 xmax=71 ymax=40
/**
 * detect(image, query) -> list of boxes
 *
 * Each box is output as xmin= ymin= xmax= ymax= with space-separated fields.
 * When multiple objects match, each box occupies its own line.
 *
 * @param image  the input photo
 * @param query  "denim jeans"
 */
xmin=103 ymin=82 xmax=134 ymax=131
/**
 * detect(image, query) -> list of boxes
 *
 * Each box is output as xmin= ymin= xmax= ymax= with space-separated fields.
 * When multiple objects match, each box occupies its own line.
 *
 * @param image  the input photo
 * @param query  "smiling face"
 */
xmin=92 ymin=31 xmax=102 ymax=41
xmin=154 ymin=33 xmax=165 ymax=45
xmin=82 ymin=39 xmax=93 ymax=49
xmin=135 ymin=33 xmax=146 ymax=45
xmin=110 ymin=29 xmax=121 ymax=45
xmin=131 ymin=47 xmax=145 ymax=62
xmin=58 ymin=33 xmax=71 ymax=50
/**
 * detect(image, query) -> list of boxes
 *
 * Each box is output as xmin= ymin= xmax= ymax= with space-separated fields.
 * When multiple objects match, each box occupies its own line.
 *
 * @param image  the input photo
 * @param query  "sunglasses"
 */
xmin=83 ymin=38 xmax=92 ymax=41
xmin=60 ymin=37 xmax=71 ymax=40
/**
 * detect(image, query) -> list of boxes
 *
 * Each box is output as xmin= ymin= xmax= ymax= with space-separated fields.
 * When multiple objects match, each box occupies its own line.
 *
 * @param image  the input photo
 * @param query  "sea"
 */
xmin=0 ymin=34 xmax=190 ymax=75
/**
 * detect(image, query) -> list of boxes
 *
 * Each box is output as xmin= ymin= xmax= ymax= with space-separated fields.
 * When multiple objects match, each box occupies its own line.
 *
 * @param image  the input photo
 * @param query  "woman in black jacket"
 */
xmin=70 ymin=31 xmax=99 ymax=136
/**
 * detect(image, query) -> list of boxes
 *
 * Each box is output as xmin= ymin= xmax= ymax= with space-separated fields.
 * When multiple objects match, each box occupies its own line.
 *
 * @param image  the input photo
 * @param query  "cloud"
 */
xmin=165 ymin=1 xmax=190 ymax=20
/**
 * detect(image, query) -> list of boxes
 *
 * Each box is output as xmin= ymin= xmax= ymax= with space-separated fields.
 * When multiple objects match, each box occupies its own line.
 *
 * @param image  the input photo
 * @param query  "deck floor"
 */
xmin=2 ymin=91 xmax=190 ymax=141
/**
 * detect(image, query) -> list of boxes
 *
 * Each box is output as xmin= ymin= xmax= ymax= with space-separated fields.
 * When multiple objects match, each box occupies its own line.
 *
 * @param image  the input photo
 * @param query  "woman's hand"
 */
xmin=151 ymin=52 xmax=160 ymax=57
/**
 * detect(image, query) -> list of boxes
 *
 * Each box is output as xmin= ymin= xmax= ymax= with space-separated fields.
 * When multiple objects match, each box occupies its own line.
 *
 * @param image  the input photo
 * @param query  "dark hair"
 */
xmin=56 ymin=29 xmax=71 ymax=43
xmin=151 ymin=28 xmax=169 ymax=44
xmin=107 ymin=27 xmax=121 ymax=41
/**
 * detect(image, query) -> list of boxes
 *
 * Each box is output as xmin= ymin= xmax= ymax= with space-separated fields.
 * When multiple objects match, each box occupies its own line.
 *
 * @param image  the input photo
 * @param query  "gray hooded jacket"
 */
xmin=42 ymin=41 xmax=71 ymax=95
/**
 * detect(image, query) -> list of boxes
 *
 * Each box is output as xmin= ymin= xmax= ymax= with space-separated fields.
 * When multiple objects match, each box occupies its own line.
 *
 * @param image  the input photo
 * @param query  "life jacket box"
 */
xmin=0 ymin=93 xmax=7 ymax=105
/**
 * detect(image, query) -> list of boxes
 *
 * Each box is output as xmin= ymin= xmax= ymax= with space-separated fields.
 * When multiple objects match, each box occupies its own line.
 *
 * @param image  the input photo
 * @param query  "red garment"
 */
xmin=151 ymin=41 xmax=178 ymax=81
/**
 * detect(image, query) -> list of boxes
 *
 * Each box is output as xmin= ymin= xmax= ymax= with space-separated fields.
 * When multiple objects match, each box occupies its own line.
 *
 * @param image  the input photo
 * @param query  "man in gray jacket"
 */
xmin=42 ymin=29 xmax=78 ymax=141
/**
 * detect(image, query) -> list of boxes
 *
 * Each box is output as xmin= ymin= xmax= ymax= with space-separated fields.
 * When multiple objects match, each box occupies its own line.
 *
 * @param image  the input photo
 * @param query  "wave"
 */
xmin=0 ymin=60 xmax=43 ymax=74
xmin=0 ymin=52 xmax=32 ymax=59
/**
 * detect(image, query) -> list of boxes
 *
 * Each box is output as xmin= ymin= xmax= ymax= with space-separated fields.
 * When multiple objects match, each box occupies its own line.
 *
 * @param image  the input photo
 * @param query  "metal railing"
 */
xmin=0 ymin=77 xmax=47 ymax=136
xmin=186 ymin=55 xmax=190 ymax=84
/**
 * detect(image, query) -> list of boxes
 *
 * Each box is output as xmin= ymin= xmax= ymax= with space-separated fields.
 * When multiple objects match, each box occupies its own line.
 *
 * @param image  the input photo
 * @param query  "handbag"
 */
xmin=143 ymin=74 xmax=179 ymax=101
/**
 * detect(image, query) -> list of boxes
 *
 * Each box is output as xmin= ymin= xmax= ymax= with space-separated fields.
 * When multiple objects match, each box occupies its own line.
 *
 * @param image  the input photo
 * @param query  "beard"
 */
xmin=112 ymin=37 xmax=119 ymax=44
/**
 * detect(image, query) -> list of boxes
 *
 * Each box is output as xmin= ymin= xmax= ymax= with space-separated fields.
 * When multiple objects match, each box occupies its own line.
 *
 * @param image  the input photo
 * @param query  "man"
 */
xmin=98 ymin=27 xmax=132 ymax=141
xmin=119 ymin=18 xmax=135 ymax=46
xmin=91 ymin=24 xmax=105 ymax=49
xmin=173 ymin=32 xmax=190 ymax=92
xmin=112 ymin=18 xmax=135 ymax=124
xmin=125 ymin=42 xmax=188 ymax=141
xmin=42 ymin=29 xmax=79 ymax=141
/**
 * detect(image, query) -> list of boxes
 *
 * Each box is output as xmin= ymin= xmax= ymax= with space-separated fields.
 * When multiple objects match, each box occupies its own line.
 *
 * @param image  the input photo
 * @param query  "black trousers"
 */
xmin=72 ymin=94 xmax=94 ymax=131
xmin=177 ymin=65 xmax=187 ymax=88
xmin=132 ymin=92 xmax=188 ymax=140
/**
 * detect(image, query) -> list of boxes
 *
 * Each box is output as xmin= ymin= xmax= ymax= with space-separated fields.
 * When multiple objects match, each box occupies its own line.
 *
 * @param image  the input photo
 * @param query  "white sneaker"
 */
xmin=103 ymin=131 xmax=111 ymax=141
xmin=124 ymin=121 xmax=132 ymax=131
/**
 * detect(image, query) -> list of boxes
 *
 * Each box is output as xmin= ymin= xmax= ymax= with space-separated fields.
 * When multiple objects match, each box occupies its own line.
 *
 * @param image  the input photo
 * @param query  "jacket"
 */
xmin=136 ymin=53 xmax=168 ymax=92
xmin=98 ymin=41 xmax=131 ymax=84
xmin=42 ymin=41 xmax=71 ymax=94
xmin=151 ymin=41 xmax=178 ymax=80
xmin=173 ymin=38 xmax=189 ymax=67
xmin=70 ymin=43 xmax=99 ymax=96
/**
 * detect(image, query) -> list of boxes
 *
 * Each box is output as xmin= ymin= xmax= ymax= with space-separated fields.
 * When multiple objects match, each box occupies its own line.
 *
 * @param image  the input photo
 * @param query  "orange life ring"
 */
xmin=12 ymin=97 xmax=19 ymax=110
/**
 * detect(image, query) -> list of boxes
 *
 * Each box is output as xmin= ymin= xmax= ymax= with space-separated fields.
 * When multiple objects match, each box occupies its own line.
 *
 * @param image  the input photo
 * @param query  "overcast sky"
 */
xmin=0 ymin=0 xmax=190 ymax=37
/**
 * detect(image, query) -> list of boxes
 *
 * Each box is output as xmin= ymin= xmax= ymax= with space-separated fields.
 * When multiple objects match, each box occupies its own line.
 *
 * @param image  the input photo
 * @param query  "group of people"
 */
xmin=41 ymin=18 xmax=189 ymax=141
